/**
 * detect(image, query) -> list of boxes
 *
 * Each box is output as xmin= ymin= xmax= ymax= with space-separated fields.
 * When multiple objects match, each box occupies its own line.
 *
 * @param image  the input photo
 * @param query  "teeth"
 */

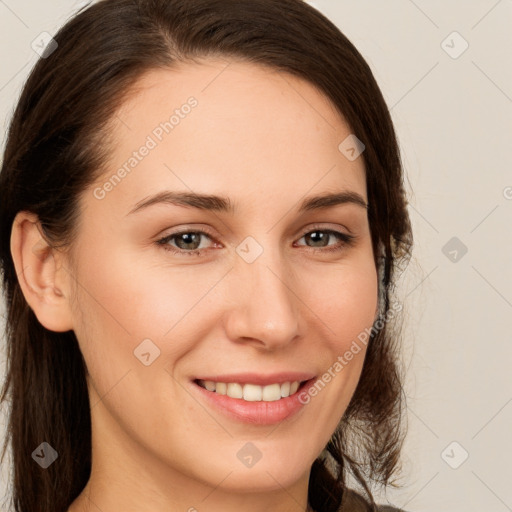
xmin=216 ymin=382 xmax=227 ymax=395
xmin=280 ymin=381 xmax=290 ymax=398
xmin=204 ymin=380 xmax=216 ymax=392
xmin=262 ymin=383 xmax=281 ymax=401
xmin=197 ymin=380 xmax=303 ymax=401
xmin=227 ymin=382 xmax=243 ymax=399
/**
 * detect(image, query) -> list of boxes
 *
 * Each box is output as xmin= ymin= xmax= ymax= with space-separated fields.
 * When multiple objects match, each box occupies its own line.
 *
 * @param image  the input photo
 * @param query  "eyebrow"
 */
xmin=127 ymin=190 xmax=368 ymax=216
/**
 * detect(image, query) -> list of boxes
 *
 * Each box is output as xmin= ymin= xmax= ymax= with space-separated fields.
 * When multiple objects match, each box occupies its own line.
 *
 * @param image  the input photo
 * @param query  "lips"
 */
xmin=190 ymin=373 xmax=317 ymax=425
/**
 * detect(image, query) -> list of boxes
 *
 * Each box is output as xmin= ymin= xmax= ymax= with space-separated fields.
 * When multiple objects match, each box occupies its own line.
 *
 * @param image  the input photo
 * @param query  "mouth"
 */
xmin=190 ymin=373 xmax=317 ymax=424
xmin=194 ymin=378 xmax=309 ymax=402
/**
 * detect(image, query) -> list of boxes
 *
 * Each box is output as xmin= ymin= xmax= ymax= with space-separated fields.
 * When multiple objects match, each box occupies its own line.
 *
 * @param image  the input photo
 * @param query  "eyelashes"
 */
xmin=155 ymin=226 xmax=356 ymax=257
xmin=156 ymin=230 xmax=217 ymax=256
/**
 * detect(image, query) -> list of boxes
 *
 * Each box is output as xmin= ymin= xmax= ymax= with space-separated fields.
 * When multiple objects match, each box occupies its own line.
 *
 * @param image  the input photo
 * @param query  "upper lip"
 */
xmin=193 ymin=372 xmax=316 ymax=386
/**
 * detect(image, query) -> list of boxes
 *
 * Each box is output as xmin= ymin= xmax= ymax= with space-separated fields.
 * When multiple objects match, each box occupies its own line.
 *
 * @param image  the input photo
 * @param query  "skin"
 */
xmin=11 ymin=59 xmax=378 ymax=512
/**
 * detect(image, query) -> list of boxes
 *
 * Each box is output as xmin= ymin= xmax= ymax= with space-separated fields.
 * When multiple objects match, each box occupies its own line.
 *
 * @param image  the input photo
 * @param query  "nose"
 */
xmin=223 ymin=248 xmax=301 ymax=351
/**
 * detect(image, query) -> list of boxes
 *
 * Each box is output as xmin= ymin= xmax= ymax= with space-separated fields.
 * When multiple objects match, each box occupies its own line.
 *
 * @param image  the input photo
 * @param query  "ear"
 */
xmin=10 ymin=211 xmax=74 ymax=332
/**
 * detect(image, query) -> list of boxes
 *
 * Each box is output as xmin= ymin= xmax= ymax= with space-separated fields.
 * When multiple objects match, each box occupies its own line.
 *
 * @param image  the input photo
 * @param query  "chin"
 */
xmin=209 ymin=464 xmax=308 ymax=493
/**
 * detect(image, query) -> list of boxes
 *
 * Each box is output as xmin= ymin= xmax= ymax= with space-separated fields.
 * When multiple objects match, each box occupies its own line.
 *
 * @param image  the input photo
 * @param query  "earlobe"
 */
xmin=10 ymin=211 xmax=74 ymax=332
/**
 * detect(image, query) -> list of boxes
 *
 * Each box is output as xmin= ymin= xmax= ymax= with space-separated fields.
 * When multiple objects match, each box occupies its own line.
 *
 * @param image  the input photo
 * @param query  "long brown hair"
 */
xmin=0 ymin=1 xmax=413 ymax=511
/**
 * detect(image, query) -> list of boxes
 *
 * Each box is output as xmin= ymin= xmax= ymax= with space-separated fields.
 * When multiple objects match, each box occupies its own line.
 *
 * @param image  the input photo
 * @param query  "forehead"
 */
xmin=88 ymin=58 xmax=367 ymax=215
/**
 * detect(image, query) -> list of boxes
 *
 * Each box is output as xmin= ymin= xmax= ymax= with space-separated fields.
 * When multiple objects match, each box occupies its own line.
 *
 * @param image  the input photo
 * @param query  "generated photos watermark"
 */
xmin=298 ymin=300 xmax=402 ymax=404
xmin=93 ymin=96 xmax=198 ymax=200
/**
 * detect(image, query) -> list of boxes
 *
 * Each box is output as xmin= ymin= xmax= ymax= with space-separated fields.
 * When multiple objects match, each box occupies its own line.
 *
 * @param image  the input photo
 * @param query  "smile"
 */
xmin=191 ymin=372 xmax=317 ymax=424
xmin=195 ymin=379 xmax=303 ymax=402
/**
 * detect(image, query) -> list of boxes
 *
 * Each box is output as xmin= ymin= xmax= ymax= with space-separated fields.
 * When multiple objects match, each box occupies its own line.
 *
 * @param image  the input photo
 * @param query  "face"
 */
xmin=65 ymin=59 xmax=378 ymax=499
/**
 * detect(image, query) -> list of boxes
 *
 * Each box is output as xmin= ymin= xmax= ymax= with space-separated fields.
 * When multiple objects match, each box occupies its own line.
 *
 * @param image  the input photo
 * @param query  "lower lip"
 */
xmin=191 ymin=379 xmax=316 ymax=425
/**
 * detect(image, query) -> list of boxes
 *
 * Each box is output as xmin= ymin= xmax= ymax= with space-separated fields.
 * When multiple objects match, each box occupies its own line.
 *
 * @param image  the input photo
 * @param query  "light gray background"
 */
xmin=1 ymin=1 xmax=511 ymax=511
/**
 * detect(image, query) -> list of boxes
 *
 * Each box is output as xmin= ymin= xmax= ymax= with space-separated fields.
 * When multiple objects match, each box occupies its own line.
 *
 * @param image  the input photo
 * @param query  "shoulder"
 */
xmin=338 ymin=488 xmax=406 ymax=512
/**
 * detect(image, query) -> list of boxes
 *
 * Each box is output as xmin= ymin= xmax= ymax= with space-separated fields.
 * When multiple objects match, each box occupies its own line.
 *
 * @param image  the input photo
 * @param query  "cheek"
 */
xmin=68 ymin=245 xmax=230 ymax=390
xmin=290 ymin=260 xmax=378 ymax=456
xmin=307 ymin=259 xmax=378 ymax=348
xmin=301 ymin=257 xmax=378 ymax=398
xmin=72 ymin=247 xmax=206 ymax=338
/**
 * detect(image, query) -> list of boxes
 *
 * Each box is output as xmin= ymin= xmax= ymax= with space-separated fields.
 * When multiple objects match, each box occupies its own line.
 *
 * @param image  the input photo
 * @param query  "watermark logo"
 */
xmin=32 ymin=442 xmax=58 ymax=468
xmin=134 ymin=338 xmax=161 ymax=366
xmin=338 ymin=134 xmax=365 ymax=161
xmin=441 ymin=31 xmax=469 ymax=60
xmin=442 ymin=236 xmax=468 ymax=263
xmin=441 ymin=441 xmax=469 ymax=469
xmin=235 ymin=236 xmax=264 ymax=263
xmin=31 ymin=32 xmax=58 ymax=59
xmin=237 ymin=442 xmax=262 ymax=468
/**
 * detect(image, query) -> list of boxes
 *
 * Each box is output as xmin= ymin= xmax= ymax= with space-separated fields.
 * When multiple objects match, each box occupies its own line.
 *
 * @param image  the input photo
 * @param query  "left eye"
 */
xmin=157 ymin=231 xmax=213 ymax=254
xmin=296 ymin=229 xmax=352 ymax=249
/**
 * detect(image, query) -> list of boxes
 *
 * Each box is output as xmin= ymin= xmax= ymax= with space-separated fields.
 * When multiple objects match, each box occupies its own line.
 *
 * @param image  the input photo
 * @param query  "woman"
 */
xmin=0 ymin=1 xmax=413 ymax=511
